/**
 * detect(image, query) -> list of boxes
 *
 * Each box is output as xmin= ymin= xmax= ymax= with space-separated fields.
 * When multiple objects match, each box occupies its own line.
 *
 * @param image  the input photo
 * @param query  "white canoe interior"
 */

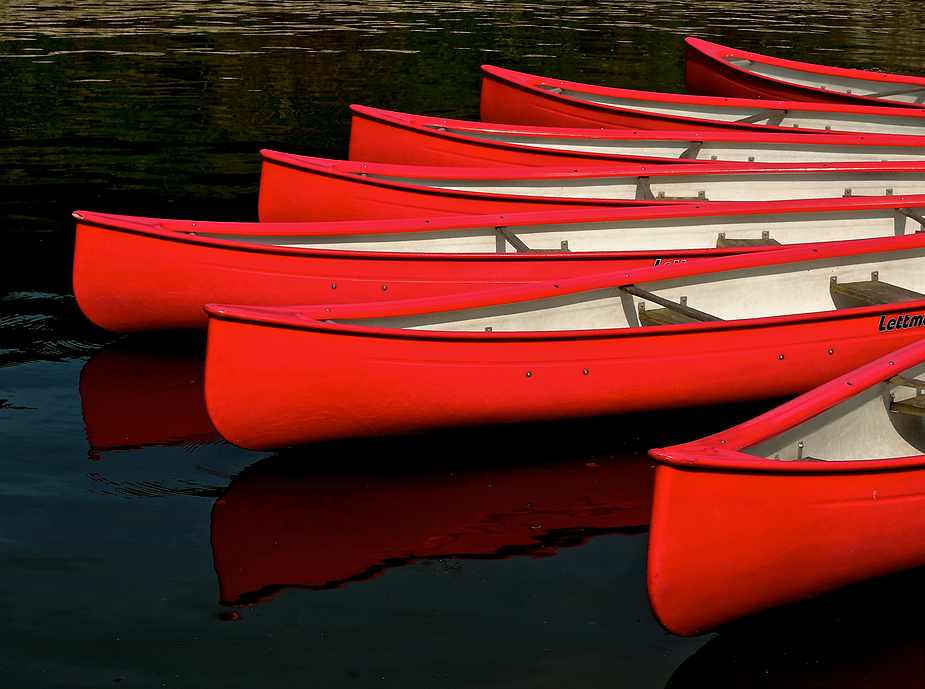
xmin=537 ymin=84 xmax=925 ymax=136
xmin=181 ymin=204 xmax=925 ymax=253
xmin=335 ymin=245 xmax=925 ymax=333
xmin=361 ymin=168 xmax=925 ymax=203
xmin=744 ymin=361 xmax=925 ymax=462
xmin=423 ymin=125 xmax=925 ymax=163
xmin=722 ymin=56 xmax=925 ymax=106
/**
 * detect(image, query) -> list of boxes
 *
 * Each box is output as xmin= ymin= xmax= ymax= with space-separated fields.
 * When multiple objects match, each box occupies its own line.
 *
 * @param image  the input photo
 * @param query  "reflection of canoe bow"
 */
xmin=351 ymin=104 xmax=925 ymax=167
xmin=480 ymin=64 xmax=925 ymax=135
xmin=79 ymin=338 xmax=220 ymax=457
xmin=210 ymin=454 xmax=653 ymax=606
xmin=205 ymin=232 xmax=925 ymax=450
xmin=648 ymin=338 xmax=925 ymax=636
xmin=74 ymin=196 xmax=925 ymax=332
xmin=685 ymin=36 xmax=925 ymax=108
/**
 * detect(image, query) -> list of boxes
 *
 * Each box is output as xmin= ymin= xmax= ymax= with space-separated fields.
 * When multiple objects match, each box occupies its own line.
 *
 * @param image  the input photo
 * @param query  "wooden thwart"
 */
xmin=495 ymin=226 xmax=570 ymax=253
xmin=679 ymin=141 xmax=703 ymax=159
xmin=621 ymin=283 xmax=722 ymax=327
xmin=735 ymin=109 xmax=787 ymax=125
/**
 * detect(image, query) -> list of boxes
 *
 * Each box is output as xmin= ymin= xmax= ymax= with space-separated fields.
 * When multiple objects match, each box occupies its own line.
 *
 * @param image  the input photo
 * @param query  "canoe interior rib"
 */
xmin=745 ymin=363 xmax=925 ymax=462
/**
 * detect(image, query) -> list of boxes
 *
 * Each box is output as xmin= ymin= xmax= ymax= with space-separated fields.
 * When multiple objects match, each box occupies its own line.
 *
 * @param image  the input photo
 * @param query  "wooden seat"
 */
xmin=716 ymin=231 xmax=779 ymax=248
xmin=830 ymin=276 xmax=925 ymax=309
xmin=889 ymin=375 xmax=925 ymax=416
xmin=638 ymin=304 xmax=703 ymax=326
xmin=716 ymin=237 xmax=781 ymax=248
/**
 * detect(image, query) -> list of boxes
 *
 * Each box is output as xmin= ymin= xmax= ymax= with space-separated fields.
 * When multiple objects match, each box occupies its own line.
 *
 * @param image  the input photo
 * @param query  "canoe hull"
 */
xmin=258 ymin=151 xmax=925 ymax=216
xmin=74 ymin=210 xmax=723 ymax=333
xmin=480 ymin=65 xmax=745 ymax=131
xmin=257 ymin=151 xmax=670 ymax=223
xmin=479 ymin=65 xmax=925 ymax=135
xmin=685 ymin=37 xmax=925 ymax=108
xmin=348 ymin=105 xmax=686 ymax=167
xmin=647 ymin=461 xmax=925 ymax=636
xmin=350 ymin=104 xmax=925 ymax=166
xmin=74 ymin=197 xmax=925 ymax=333
xmin=204 ymin=304 xmax=925 ymax=450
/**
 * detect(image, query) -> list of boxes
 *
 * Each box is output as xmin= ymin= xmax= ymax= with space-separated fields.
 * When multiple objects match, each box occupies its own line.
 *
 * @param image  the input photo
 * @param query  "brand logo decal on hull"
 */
xmin=878 ymin=313 xmax=925 ymax=332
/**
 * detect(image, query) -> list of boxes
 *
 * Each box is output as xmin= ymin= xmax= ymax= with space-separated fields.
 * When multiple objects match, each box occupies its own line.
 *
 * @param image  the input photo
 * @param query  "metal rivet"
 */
xmin=331 ymin=284 xmax=336 ymax=289
xmin=381 ymin=285 xmax=387 ymax=291
xmin=583 ymin=369 xmax=589 ymax=375
xmin=526 ymin=371 xmax=532 ymax=377
xmin=829 ymin=349 xmax=834 ymax=355
xmin=779 ymin=355 xmax=785 ymax=360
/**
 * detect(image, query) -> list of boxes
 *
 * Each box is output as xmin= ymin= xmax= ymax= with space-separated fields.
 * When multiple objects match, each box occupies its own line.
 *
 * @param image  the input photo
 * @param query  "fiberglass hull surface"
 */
xmin=648 ymin=461 xmax=925 ymax=637
xmin=350 ymin=105 xmax=925 ymax=167
xmin=72 ymin=207 xmax=752 ymax=333
xmin=259 ymin=151 xmax=925 ymax=221
xmin=203 ymin=301 xmax=925 ymax=451
xmin=203 ymin=236 xmax=925 ymax=450
xmin=684 ymin=36 xmax=925 ymax=108
xmin=647 ymin=339 xmax=925 ymax=636
xmin=73 ymin=197 xmax=925 ymax=333
xmin=257 ymin=150 xmax=677 ymax=223
xmin=479 ymin=65 xmax=925 ymax=136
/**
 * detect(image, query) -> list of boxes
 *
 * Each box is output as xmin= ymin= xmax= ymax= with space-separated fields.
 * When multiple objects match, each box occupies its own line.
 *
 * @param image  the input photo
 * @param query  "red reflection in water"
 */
xmin=211 ymin=455 xmax=653 ymax=606
xmin=79 ymin=338 xmax=221 ymax=457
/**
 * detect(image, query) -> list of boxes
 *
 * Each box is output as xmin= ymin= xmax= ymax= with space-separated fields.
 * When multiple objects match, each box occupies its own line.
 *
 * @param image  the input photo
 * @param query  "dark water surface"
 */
xmin=2 ymin=1 xmax=924 ymax=687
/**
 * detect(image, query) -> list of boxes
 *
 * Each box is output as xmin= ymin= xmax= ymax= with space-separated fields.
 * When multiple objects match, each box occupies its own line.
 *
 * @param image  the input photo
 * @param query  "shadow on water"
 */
xmin=667 ymin=565 xmax=925 ymax=689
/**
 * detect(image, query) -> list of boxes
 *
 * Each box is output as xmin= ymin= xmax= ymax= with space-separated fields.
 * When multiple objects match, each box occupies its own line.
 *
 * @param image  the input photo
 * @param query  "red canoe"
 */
xmin=73 ymin=197 xmax=925 ymax=332
xmin=351 ymin=104 xmax=925 ymax=167
xmin=685 ymin=36 xmax=925 ymax=108
xmin=480 ymin=65 xmax=925 ymax=136
xmin=260 ymin=150 xmax=925 ymax=222
xmin=204 ymin=232 xmax=925 ymax=450
xmin=212 ymin=454 xmax=653 ymax=605
xmin=258 ymin=151 xmax=681 ymax=223
xmin=647 ymin=338 xmax=925 ymax=637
